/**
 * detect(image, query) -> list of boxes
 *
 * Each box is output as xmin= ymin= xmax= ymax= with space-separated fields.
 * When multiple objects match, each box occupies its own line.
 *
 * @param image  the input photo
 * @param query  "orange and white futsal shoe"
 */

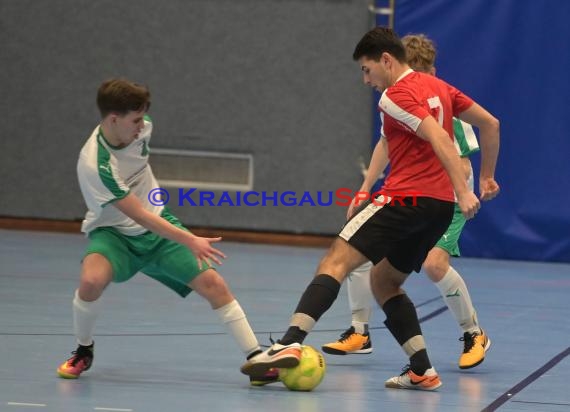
xmin=240 ymin=342 xmax=302 ymax=377
xmin=385 ymin=365 xmax=442 ymax=391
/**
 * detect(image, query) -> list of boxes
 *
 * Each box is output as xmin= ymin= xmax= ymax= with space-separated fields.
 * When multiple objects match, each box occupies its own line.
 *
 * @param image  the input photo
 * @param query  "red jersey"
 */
xmin=379 ymin=69 xmax=473 ymax=202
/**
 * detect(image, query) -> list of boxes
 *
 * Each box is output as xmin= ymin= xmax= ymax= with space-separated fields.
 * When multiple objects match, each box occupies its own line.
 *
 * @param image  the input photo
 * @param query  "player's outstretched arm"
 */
xmin=114 ymin=193 xmax=226 ymax=267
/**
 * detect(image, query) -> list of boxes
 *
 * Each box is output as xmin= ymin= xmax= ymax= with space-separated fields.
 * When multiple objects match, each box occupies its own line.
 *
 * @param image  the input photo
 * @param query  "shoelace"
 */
xmin=260 ymin=334 xmax=276 ymax=349
xmin=459 ymin=332 xmax=477 ymax=353
xmin=399 ymin=364 xmax=412 ymax=376
xmin=338 ymin=327 xmax=357 ymax=342
xmin=68 ymin=348 xmax=92 ymax=366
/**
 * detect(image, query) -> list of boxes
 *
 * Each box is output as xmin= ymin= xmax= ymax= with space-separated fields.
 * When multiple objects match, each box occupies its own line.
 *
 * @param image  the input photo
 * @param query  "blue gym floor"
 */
xmin=1 ymin=229 xmax=569 ymax=412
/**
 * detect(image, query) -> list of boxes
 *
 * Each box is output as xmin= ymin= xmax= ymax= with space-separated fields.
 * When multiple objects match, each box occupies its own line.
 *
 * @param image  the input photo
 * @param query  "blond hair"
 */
xmin=401 ymin=34 xmax=436 ymax=73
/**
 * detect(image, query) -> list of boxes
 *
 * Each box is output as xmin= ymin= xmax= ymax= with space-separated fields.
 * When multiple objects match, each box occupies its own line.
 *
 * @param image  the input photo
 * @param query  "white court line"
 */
xmin=7 ymin=402 xmax=46 ymax=407
xmin=94 ymin=408 xmax=133 ymax=412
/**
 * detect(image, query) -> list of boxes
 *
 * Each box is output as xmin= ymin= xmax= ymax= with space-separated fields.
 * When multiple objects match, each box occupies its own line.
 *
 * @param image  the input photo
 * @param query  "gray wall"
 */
xmin=1 ymin=0 xmax=372 ymax=235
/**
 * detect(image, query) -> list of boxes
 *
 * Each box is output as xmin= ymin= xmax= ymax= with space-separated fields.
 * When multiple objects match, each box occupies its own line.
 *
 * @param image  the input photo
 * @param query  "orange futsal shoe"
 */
xmin=385 ymin=365 xmax=442 ymax=391
xmin=459 ymin=329 xmax=491 ymax=369
xmin=322 ymin=326 xmax=372 ymax=355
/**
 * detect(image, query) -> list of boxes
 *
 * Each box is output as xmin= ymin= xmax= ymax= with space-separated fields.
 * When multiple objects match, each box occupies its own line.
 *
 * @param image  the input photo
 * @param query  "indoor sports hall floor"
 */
xmin=1 ymin=229 xmax=569 ymax=412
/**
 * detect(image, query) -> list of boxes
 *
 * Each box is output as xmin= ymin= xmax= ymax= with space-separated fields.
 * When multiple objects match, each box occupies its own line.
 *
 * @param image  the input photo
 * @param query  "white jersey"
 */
xmin=452 ymin=118 xmax=479 ymax=192
xmin=77 ymin=116 xmax=163 ymax=235
xmin=453 ymin=118 xmax=479 ymax=158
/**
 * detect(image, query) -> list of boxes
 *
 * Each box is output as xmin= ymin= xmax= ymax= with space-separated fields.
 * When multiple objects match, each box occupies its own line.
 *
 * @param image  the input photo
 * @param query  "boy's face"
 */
xmin=111 ymin=109 xmax=146 ymax=146
xmin=358 ymin=55 xmax=391 ymax=92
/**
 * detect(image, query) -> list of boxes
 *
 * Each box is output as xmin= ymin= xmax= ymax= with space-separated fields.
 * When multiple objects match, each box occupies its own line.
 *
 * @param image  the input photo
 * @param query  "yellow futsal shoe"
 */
xmin=322 ymin=326 xmax=372 ymax=355
xmin=459 ymin=329 xmax=491 ymax=369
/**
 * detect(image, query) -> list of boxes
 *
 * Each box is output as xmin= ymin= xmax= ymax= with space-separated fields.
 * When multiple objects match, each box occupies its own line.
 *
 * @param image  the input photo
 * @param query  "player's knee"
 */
xmin=373 ymin=275 xmax=401 ymax=293
xmin=317 ymin=250 xmax=357 ymax=282
xmin=78 ymin=277 xmax=108 ymax=301
xmin=79 ymin=254 xmax=113 ymax=299
xmin=370 ymin=277 xmax=401 ymax=306
xmin=192 ymin=270 xmax=233 ymax=303
xmin=423 ymin=259 xmax=447 ymax=281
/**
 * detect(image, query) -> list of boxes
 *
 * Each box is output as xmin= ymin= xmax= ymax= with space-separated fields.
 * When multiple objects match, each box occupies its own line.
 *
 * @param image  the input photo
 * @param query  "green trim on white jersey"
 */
xmin=78 ymin=118 xmax=163 ymax=236
xmin=453 ymin=118 xmax=479 ymax=157
xmin=96 ymin=133 xmax=129 ymax=201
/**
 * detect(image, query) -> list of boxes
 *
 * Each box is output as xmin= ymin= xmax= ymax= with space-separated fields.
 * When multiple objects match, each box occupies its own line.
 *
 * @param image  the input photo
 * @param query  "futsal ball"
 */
xmin=278 ymin=345 xmax=326 ymax=391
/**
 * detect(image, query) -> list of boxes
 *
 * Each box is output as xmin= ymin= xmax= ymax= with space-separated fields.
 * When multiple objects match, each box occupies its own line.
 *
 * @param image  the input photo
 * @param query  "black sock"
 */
xmin=409 ymin=350 xmax=430 ymax=375
xmin=293 ymin=274 xmax=341 ymax=319
xmin=280 ymin=274 xmax=341 ymax=345
xmin=280 ymin=326 xmax=308 ymax=345
xmin=383 ymin=294 xmax=431 ymax=375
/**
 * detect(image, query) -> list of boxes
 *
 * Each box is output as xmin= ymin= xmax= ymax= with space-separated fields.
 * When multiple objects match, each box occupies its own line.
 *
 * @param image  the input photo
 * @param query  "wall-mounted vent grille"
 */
xmin=150 ymin=148 xmax=253 ymax=191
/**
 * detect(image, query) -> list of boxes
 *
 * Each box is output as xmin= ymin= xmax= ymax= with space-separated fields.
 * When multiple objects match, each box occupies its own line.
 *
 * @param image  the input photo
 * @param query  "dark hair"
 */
xmin=96 ymin=78 xmax=151 ymax=117
xmin=352 ymin=27 xmax=407 ymax=63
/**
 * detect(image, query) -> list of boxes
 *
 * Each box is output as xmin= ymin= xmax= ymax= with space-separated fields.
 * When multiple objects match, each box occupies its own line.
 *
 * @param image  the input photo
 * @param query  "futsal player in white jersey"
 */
xmin=57 ymin=78 xmax=275 ymax=385
xmin=322 ymin=34 xmax=492 ymax=370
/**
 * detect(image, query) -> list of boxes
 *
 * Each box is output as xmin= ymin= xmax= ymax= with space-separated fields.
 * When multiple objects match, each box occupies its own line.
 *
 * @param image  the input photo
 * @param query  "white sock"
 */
xmin=215 ymin=300 xmax=260 ymax=357
xmin=351 ymin=318 xmax=370 ymax=335
xmin=347 ymin=262 xmax=374 ymax=335
xmin=435 ymin=266 xmax=480 ymax=334
xmin=73 ymin=289 xmax=102 ymax=346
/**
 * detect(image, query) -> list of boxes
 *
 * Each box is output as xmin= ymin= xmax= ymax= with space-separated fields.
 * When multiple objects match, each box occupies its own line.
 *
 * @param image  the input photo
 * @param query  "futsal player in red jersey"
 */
xmin=241 ymin=27 xmax=500 ymax=391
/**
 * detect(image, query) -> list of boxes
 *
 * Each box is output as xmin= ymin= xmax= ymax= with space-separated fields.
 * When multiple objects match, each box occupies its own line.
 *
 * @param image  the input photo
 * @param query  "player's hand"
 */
xmin=457 ymin=191 xmax=480 ymax=219
xmin=186 ymin=235 xmax=227 ymax=268
xmin=346 ymin=190 xmax=369 ymax=219
xmin=346 ymin=198 xmax=359 ymax=219
xmin=480 ymin=177 xmax=500 ymax=201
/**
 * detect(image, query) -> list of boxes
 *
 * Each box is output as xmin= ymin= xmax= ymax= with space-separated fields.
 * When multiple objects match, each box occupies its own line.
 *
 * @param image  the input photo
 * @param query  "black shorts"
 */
xmin=338 ymin=195 xmax=454 ymax=274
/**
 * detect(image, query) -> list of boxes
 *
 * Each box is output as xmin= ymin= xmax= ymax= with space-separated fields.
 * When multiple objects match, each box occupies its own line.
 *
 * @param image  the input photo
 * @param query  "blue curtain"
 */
xmin=372 ymin=0 xmax=570 ymax=262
